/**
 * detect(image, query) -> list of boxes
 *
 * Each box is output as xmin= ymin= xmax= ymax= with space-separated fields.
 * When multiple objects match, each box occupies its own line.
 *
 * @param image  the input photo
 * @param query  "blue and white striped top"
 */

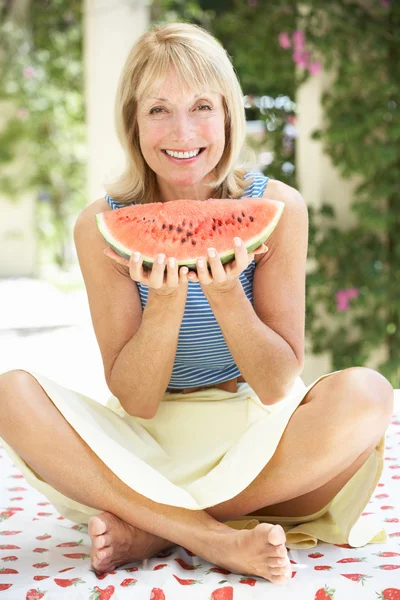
xmin=105 ymin=171 xmax=269 ymax=389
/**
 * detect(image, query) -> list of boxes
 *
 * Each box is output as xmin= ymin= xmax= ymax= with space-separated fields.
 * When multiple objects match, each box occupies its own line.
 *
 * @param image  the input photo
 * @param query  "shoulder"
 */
xmin=254 ymin=179 xmax=307 ymax=264
xmin=74 ymin=198 xmax=110 ymax=233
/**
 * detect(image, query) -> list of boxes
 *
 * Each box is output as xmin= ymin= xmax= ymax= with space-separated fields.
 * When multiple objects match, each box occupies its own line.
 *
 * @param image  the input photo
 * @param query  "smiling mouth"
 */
xmin=162 ymin=148 xmax=206 ymax=159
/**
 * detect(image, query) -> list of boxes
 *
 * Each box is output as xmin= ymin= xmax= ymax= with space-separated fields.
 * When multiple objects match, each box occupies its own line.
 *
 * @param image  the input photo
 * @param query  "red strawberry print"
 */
xmin=63 ymin=552 xmax=90 ymax=559
xmin=239 ymin=577 xmax=257 ymax=586
xmin=94 ymin=570 xmax=117 ymax=580
xmin=56 ymin=539 xmax=84 ymax=547
xmin=333 ymin=543 xmax=353 ymax=549
xmin=0 ymin=545 xmax=20 ymax=550
xmin=340 ymin=573 xmax=371 ymax=583
xmin=37 ymin=513 xmax=52 ymax=517
xmin=0 ymin=584 xmax=13 ymax=592
xmin=33 ymin=562 xmax=49 ymax=569
xmin=58 ymin=567 xmax=75 ymax=573
xmin=375 ymin=494 xmax=389 ymax=498
xmin=33 ymin=548 xmax=48 ymax=553
xmin=374 ymin=552 xmax=400 ymax=557
xmin=150 ymin=589 xmax=165 ymax=600
xmin=120 ymin=578 xmax=137 ymax=587
xmin=375 ymin=565 xmax=400 ymax=570
xmin=182 ymin=548 xmax=196 ymax=556
xmin=1 ymin=555 xmax=18 ymax=561
xmin=380 ymin=506 xmax=395 ymax=510
xmin=384 ymin=518 xmax=399 ymax=523
xmin=71 ymin=524 xmax=86 ymax=531
xmin=315 ymin=565 xmax=333 ymax=571
xmin=54 ymin=577 xmax=84 ymax=587
xmin=33 ymin=576 xmax=50 ymax=581
xmin=153 ymin=564 xmax=168 ymax=571
xmin=314 ymin=586 xmax=335 ymax=599
xmin=377 ymin=590 xmax=400 ymax=600
xmin=88 ymin=585 xmax=115 ymax=600
xmin=123 ymin=567 xmax=138 ymax=572
xmin=8 ymin=474 xmax=24 ymax=478
xmin=210 ymin=586 xmax=234 ymax=600
xmin=337 ymin=557 xmax=366 ymax=563
xmin=36 ymin=534 xmax=51 ymax=541
xmin=0 ymin=567 xmax=18 ymax=574
xmin=0 ymin=531 xmax=22 ymax=535
xmin=37 ymin=502 xmax=50 ymax=506
xmin=7 ymin=487 xmax=27 ymax=491
xmin=389 ymin=532 xmax=400 ymax=537
xmin=206 ymin=567 xmax=232 ymax=575
xmin=389 ymin=465 xmax=400 ymax=469
xmin=392 ymin=475 xmax=400 ymax=480
xmin=174 ymin=557 xmax=202 ymax=570
xmin=309 ymin=552 xmax=324 ymax=559
xmin=173 ymin=575 xmax=201 ymax=585
xmin=26 ymin=589 xmax=46 ymax=600
xmin=0 ymin=510 xmax=16 ymax=521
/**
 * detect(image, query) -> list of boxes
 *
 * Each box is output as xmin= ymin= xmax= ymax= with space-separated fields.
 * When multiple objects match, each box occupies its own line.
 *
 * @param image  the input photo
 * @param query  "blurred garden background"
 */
xmin=0 ymin=0 xmax=399 ymax=397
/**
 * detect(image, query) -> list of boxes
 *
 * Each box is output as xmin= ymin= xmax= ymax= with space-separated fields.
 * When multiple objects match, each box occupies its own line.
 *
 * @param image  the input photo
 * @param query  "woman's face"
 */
xmin=136 ymin=67 xmax=226 ymax=200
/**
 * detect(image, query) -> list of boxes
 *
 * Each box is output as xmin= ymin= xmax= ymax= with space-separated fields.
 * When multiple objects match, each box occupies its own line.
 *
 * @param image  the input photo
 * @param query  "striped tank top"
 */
xmin=105 ymin=171 xmax=269 ymax=389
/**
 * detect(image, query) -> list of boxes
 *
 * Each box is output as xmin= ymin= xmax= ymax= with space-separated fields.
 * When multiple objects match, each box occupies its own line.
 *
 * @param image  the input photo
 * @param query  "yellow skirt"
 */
xmin=0 ymin=369 xmax=386 ymax=550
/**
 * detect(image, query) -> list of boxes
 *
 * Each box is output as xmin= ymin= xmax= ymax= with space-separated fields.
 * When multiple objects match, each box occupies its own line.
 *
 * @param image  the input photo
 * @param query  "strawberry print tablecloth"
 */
xmin=1 ymin=392 xmax=399 ymax=600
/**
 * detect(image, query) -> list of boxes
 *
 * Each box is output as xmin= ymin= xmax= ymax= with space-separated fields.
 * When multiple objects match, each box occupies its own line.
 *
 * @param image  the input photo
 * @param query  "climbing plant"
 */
xmin=154 ymin=0 xmax=400 ymax=387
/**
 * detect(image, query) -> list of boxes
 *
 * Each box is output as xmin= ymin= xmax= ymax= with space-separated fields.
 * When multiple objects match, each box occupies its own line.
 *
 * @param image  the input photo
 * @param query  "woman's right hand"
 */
xmin=104 ymin=247 xmax=190 ymax=296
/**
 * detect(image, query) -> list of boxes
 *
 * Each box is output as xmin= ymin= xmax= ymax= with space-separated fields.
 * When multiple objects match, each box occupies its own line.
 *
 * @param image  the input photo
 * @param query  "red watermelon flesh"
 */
xmin=95 ymin=197 xmax=284 ymax=271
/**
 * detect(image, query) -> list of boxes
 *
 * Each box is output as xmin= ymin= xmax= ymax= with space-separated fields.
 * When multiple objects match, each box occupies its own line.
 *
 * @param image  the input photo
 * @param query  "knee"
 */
xmin=338 ymin=367 xmax=394 ymax=422
xmin=0 ymin=369 xmax=37 ymax=398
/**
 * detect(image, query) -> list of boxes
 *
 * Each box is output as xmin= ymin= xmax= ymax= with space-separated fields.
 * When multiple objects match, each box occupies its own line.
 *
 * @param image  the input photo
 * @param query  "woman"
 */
xmin=0 ymin=22 xmax=394 ymax=586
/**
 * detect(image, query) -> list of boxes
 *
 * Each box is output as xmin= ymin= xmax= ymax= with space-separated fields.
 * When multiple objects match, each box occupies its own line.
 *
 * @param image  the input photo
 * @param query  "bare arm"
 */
xmin=74 ymin=200 xmax=187 ymax=419
xmin=202 ymin=183 xmax=308 ymax=405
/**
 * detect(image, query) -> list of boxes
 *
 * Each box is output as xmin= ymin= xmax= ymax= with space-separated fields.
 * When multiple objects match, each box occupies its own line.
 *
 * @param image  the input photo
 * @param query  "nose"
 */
xmin=170 ymin=110 xmax=196 ymax=143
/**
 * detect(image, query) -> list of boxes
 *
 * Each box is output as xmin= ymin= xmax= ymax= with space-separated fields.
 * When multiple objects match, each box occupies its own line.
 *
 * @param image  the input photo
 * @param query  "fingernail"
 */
xmin=158 ymin=254 xmax=165 ymax=264
xmin=234 ymin=237 xmax=242 ymax=247
xmin=207 ymin=248 xmax=216 ymax=258
xmin=133 ymin=251 xmax=140 ymax=262
xmin=168 ymin=257 xmax=175 ymax=268
xmin=198 ymin=258 xmax=205 ymax=268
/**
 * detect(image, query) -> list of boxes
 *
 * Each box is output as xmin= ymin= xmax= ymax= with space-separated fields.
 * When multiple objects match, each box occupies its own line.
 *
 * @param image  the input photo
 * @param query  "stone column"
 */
xmin=84 ymin=0 xmax=150 ymax=203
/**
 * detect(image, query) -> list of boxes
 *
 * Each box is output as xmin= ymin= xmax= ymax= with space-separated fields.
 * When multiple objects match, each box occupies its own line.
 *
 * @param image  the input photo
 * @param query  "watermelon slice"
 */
xmin=95 ymin=197 xmax=284 ymax=271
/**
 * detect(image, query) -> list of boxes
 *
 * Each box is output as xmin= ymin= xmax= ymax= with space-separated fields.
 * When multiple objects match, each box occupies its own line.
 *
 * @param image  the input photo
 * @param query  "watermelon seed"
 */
xmin=217 ymin=220 xmax=223 ymax=226
xmin=186 ymin=232 xmax=193 ymax=237
xmin=191 ymin=241 xmax=196 ymax=246
xmin=162 ymin=224 xmax=167 ymax=229
xmin=189 ymin=222 xmax=193 ymax=228
xmin=181 ymin=238 xmax=187 ymax=243
xmin=212 ymin=225 xmax=217 ymax=231
xmin=241 ymin=211 xmax=245 ymax=217
xmin=249 ymin=216 xmax=254 ymax=221
xmin=169 ymin=225 xmax=174 ymax=231
xmin=182 ymin=219 xmax=186 ymax=226
xmin=177 ymin=226 xmax=183 ymax=233
xmin=231 ymin=214 xmax=235 ymax=219
xmin=237 ymin=217 xmax=242 ymax=223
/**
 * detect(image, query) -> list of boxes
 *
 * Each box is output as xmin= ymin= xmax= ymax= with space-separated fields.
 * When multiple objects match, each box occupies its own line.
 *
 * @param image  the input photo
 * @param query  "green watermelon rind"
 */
xmin=95 ymin=200 xmax=284 ymax=271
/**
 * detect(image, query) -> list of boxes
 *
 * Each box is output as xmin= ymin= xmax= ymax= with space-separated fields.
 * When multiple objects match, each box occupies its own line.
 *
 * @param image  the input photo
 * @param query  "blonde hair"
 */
xmin=104 ymin=22 xmax=254 ymax=204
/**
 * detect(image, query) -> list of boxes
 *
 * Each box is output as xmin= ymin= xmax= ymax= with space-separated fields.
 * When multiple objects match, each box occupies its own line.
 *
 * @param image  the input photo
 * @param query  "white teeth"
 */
xmin=165 ymin=148 xmax=201 ymax=159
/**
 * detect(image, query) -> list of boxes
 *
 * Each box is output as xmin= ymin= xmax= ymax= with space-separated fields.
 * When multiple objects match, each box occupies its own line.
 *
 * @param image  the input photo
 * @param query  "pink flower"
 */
xmin=292 ymin=30 xmax=305 ymax=51
xmin=279 ymin=32 xmax=291 ymax=49
xmin=23 ymin=66 xmax=36 ymax=79
xmin=335 ymin=288 xmax=359 ymax=312
xmin=380 ymin=0 xmax=391 ymax=7
xmin=308 ymin=61 xmax=322 ymax=75
xmin=292 ymin=50 xmax=311 ymax=69
xmin=16 ymin=108 xmax=29 ymax=121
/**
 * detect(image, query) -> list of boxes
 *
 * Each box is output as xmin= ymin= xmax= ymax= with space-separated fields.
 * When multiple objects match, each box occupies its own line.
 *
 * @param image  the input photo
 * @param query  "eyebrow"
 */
xmin=148 ymin=93 xmax=208 ymax=102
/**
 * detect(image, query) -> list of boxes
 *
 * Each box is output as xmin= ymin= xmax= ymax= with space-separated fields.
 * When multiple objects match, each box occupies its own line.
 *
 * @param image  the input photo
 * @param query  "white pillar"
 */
xmin=84 ymin=0 xmax=150 ymax=203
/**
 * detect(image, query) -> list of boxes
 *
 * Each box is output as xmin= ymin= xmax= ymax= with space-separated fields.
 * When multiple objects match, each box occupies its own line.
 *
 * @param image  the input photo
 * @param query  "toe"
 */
xmin=94 ymin=533 xmax=111 ymax=550
xmin=267 ymin=524 xmax=286 ymax=546
xmin=88 ymin=514 xmax=108 ymax=537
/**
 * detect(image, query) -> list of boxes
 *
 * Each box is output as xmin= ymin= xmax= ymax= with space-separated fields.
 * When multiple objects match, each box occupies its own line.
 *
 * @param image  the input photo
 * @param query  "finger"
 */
xmin=128 ymin=250 xmax=145 ymax=283
xmin=149 ymin=253 xmax=167 ymax=289
xmin=231 ymin=237 xmax=249 ymax=275
xmin=196 ymin=256 xmax=212 ymax=284
xmin=166 ymin=256 xmax=179 ymax=287
xmin=207 ymin=248 xmax=225 ymax=283
xmin=179 ymin=265 xmax=189 ymax=283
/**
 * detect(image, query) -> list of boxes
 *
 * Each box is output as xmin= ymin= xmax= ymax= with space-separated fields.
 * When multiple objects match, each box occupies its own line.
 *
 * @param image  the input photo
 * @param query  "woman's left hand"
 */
xmin=186 ymin=237 xmax=268 ymax=294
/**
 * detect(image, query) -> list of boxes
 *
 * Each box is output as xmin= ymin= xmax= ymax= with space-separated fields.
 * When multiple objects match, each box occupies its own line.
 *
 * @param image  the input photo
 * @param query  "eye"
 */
xmin=197 ymin=104 xmax=212 ymax=111
xmin=149 ymin=107 xmax=164 ymax=114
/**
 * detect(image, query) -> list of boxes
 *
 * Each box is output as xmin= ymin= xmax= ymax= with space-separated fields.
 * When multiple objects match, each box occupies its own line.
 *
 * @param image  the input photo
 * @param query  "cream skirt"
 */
xmin=0 ymin=369 xmax=386 ymax=550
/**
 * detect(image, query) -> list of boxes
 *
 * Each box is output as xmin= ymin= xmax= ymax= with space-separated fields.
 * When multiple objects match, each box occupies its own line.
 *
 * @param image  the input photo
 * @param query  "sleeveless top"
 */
xmin=105 ymin=171 xmax=269 ymax=389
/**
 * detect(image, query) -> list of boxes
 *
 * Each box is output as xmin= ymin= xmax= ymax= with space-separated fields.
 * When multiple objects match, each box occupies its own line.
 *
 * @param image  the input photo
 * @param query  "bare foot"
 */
xmin=204 ymin=522 xmax=292 ymax=585
xmin=88 ymin=512 xmax=175 ymax=574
